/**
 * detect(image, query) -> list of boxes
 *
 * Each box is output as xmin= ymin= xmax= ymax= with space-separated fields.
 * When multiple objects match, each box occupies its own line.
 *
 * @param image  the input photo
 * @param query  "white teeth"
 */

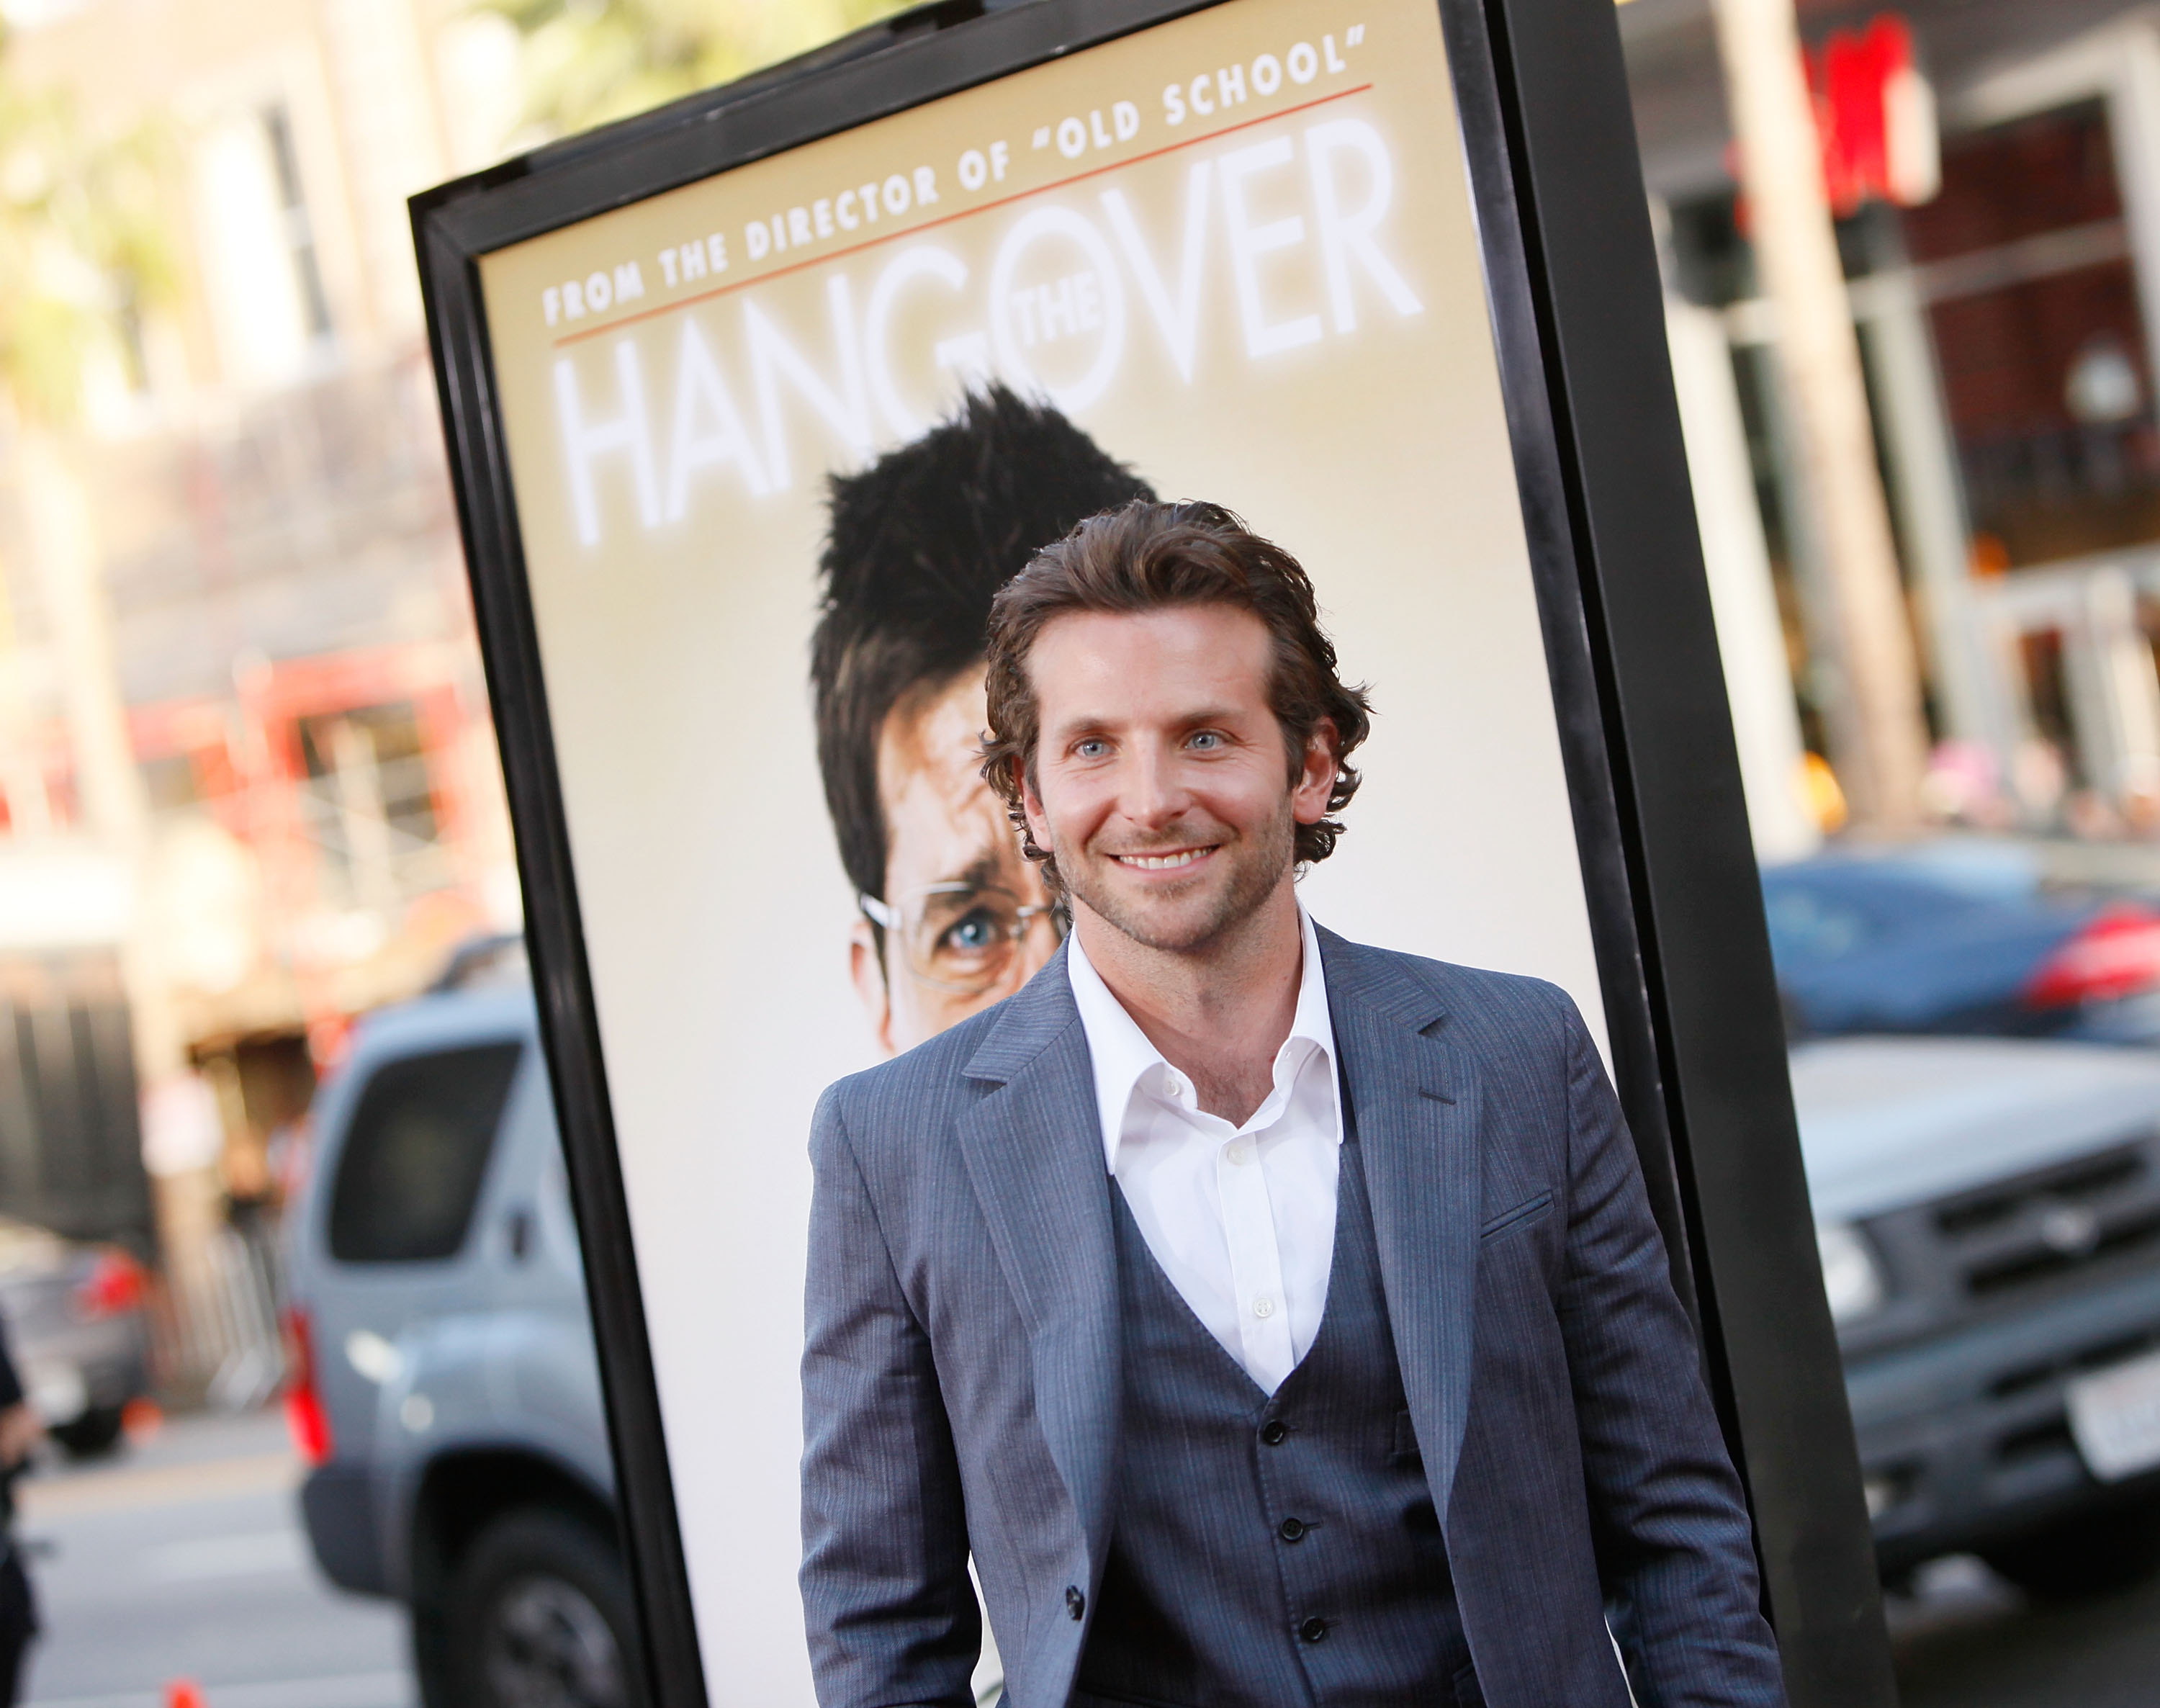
xmin=1120 ymin=850 xmax=1205 ymax=870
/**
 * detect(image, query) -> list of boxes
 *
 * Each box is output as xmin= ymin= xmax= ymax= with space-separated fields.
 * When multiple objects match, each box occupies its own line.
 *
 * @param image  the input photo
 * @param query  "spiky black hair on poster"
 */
xmin=811 ymin=384 xmax=1154 ymax=906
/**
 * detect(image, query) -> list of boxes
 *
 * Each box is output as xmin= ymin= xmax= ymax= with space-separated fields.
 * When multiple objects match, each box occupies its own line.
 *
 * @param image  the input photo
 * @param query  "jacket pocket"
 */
xmin=1480 ymin=1188 xmax=1554 ymax=1242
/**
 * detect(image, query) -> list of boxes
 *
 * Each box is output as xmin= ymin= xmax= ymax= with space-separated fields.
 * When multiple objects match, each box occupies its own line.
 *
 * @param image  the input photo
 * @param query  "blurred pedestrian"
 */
xmin=0 ymin=1312 xmax=39 ymax=1705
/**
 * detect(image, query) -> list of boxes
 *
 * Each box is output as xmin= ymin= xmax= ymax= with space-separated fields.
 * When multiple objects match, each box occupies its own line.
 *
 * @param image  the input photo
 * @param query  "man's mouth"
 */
xmin=1110 ymin=846 xmax=1217 ymax=871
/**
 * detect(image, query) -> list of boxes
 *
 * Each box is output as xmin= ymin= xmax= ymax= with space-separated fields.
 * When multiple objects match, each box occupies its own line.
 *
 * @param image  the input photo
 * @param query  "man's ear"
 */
xmin=848 ymin=919 xmax=898 ymax=1058
xmin=1292 ymin=720 xmax=1339 ymax=824
xmin=1020 ymin=759 xmax=1054 ymax=855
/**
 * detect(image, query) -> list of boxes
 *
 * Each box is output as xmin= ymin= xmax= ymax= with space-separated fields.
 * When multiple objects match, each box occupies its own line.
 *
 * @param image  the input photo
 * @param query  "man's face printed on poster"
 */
xmin=851 ymin=665 xmax=1061 ymax=1054
xmin=820 ymin=389 xmax=1149 ymax=1055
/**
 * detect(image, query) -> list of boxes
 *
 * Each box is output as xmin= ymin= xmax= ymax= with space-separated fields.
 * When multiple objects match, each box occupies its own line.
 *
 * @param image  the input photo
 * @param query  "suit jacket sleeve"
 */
xmin=1554 ymin=998 xmax=1788 ymax=1708
xmin=800 ymin=1084 xmax=978 ymax=1708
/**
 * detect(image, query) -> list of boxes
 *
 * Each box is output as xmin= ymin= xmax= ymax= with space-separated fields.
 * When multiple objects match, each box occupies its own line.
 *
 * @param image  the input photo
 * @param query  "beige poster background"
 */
xmin=480 ymin=0 xmax=1606 ymax=1693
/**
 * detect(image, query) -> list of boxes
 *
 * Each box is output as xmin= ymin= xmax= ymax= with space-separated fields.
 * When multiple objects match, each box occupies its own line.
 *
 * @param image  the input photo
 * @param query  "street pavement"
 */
xmin=1883 ymin=1553 xmax=2160 ymax=1707
xmin=10 ymin=1406 xmax=413 ymax=1708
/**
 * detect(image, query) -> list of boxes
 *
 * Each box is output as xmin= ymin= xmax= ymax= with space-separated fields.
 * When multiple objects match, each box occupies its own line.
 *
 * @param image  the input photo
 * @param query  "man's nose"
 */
xmin=1121 ymin=745 xmax=1187 ymax=826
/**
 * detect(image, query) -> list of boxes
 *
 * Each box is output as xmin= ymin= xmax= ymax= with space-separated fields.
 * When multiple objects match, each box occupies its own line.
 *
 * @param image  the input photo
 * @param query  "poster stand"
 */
xmin=413 ymin=2 xmax=1896 ymax=1702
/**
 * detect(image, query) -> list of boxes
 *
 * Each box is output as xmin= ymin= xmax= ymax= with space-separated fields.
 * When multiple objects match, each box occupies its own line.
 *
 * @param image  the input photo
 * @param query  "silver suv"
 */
xmin=284 ymin=982 xmax=639 ymax=1708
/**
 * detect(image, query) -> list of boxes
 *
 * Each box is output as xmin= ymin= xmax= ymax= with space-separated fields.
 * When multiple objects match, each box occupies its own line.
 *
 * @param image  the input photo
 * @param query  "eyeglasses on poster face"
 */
xmin=859 ymin=882 xmax=1067 ymax=994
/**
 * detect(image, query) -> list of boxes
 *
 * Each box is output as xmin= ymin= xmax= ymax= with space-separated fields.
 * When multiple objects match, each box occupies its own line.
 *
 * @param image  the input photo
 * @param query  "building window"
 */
xmin=1900 ymin=101 xmax=2160 ymax=570
xmin=192 ymin=98 xmax=334 ymax=386
xmin=261 ymin=104 xmax=332 ymax=343
xmin=296 ymin=703 xmax=446 ymax=909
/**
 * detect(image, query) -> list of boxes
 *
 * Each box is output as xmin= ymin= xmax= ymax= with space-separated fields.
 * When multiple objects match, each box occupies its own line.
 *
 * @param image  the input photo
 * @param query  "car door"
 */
xmin=301 ymin=1002 xmax=531 ymax=1475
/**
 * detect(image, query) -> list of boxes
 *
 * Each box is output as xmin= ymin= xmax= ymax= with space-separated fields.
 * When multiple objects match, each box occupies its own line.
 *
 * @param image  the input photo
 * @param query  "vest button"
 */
xmin=1279 ymin=1517 xmax=1308 ymax=1542
xmin=1299 ymin=1616 xmax=1328 ymax=1643
xmin=1260 ymin=1419 xmax=1288 ymax=1446
xmin=1066 ymin=1585 xmax=1086 ymax=1621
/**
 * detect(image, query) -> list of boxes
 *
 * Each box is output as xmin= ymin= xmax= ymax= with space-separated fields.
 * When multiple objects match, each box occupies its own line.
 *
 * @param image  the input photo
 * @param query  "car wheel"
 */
xmin=50 ymin=1406 xmax=125 ymax=1460
xmin=1981 ymin=1498 xmax=2160 ymax=1601
xmin=447 ymin=1509 xmax=644 ymax=1708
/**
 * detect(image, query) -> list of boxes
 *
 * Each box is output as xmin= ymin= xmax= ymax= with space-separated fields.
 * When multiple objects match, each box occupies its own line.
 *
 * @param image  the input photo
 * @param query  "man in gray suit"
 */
xmin=801 ymin=500 xmax=1788 ymax=1707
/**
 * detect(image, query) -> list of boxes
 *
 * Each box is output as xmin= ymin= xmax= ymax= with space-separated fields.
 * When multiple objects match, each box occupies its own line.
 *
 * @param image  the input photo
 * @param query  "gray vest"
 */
xmin=1075 ymin=1126 xmax=1479 ymax=1707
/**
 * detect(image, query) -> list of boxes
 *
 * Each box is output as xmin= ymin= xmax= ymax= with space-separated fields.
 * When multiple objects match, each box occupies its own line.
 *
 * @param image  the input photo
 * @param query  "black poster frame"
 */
xmin=413 ymin=1 xmax=1894 ymax=1703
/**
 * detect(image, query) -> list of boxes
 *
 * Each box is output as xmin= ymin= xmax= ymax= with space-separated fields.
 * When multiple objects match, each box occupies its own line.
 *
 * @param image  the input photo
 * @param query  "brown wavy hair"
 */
xmin=980 ymin=499 xmax=1372 ymax=891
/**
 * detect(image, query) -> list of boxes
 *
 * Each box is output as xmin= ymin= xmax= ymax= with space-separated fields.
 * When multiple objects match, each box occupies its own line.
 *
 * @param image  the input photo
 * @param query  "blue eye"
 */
xmin=1189 ymin=732 xmax=1223 ymax=750
xmin=1076 ymin=738 xmax=1107 ymax=758
xmin=940 ymin=908 xmax=1002 ymax=954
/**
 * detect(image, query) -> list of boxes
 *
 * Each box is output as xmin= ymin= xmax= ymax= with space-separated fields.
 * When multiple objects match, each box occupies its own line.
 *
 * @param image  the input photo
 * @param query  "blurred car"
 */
xmin=426 ymin=932 xmax=529 ymax=994
xmin=0 ymin=1217 xmax=150 ymax=1457
xmin=1765 ymin=846 xmax=2160 ymax=1041
xmin=1799 ymin=1033 xmax=2160 ymax=1596
xmin=284 ymin=985 xmax=636 ymax=1708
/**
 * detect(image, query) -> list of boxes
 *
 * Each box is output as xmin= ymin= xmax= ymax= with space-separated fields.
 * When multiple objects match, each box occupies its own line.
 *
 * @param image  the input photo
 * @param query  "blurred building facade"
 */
xmin=19 ymin=0 xmax=2149 ymax=1278
xmin=1626 ymin=0 xmax=2160 ymax=850
xmin=0 ymin=0 xmax=525 ymax=1373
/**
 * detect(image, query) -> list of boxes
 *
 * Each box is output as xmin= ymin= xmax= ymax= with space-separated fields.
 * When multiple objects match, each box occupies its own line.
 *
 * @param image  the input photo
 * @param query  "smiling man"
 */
xmin=800 ymin=500 xmax=1786 ymax=1708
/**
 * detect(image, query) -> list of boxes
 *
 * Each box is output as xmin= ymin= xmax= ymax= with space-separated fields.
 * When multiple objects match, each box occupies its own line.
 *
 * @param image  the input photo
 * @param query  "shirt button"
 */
xmin=1300 ymin=1616 xmax=1328 ymax=1643
xmin=1252 ymin=1296 xmax=1276 ymax=1319
xmin=1279 ymin=1517 xmax=1308 ymax=1542
xmin=1260 ymin=1419 xmax=1288 ymax=1446
xmin=1226 ymin=1142 xmax=1254 ymax=1166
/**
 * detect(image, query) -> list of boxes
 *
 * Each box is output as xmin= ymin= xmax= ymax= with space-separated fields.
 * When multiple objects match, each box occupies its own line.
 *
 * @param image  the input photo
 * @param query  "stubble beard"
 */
xmin=1057 ymin=794 xmax=1299 ymax=956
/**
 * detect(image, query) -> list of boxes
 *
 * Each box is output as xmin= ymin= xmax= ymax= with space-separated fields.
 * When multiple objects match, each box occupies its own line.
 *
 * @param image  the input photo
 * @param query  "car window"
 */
xmin=1764 ymin=866 xmax=2013 ymax=965
xmin=1764 ymin=887 xmax=1876 ymax=963
xmin=327 ymin=1042 xmax=523 ymax=1263
xmin=1848 ymin=873 xmax=1996 ymax=928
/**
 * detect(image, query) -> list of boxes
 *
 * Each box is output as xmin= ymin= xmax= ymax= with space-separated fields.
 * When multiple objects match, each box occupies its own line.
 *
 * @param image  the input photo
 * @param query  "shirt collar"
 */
xmin=1066 ymin=904 xmax=1341 ymax=1172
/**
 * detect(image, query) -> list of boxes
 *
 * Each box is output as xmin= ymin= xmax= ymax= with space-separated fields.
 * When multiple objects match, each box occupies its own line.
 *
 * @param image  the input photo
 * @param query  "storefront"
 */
xmin=1627 ymin=0 xmax=2160 ymax=835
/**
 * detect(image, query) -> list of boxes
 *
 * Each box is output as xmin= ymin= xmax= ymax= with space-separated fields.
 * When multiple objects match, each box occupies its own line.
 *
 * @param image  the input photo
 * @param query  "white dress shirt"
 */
xmin=1066 ymin=907 xmax=1343 ymax=1393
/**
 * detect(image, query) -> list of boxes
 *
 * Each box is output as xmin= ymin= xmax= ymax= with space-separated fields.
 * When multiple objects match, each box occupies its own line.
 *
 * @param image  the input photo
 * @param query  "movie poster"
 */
xmin=477 ymin=0 xmax=1606 ymax=1691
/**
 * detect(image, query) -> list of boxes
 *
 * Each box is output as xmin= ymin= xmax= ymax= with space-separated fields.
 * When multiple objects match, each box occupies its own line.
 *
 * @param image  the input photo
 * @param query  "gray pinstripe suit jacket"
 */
xmin=800 ymin=927 xmax=1787 ymax=1708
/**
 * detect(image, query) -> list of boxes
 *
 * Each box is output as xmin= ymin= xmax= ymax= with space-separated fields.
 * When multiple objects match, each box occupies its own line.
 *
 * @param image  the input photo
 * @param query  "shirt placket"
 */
xmin=1216 ymin=1112 xmax=1295 ymax=1391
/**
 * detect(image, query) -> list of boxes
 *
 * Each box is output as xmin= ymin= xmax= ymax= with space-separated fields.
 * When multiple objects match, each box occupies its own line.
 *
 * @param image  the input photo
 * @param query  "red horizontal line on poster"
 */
xmin=553 ymin=81 xmax=1377 ymax=348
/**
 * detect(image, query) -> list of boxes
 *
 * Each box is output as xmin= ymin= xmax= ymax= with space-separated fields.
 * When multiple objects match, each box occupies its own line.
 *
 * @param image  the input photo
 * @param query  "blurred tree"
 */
xmin=485 ymin=0 xmax=918 ymax=137
xmin=0 ymin=73 xmax=174 ymax=425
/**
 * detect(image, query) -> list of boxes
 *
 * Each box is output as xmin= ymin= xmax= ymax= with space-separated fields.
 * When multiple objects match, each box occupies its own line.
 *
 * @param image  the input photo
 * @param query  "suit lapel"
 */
xmin=953 ymin=947 xmax=1121 ymax=1571
xmin=1319 ymin=928 xmax=1483 ymax=1522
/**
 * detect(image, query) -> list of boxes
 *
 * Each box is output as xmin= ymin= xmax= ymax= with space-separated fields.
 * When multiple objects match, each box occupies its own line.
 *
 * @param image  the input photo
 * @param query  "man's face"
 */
xmin=1019 ymin=603 xmax=1337 ymax=956
xmin=850 ymin=668 xmax=1060 ymax=1055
